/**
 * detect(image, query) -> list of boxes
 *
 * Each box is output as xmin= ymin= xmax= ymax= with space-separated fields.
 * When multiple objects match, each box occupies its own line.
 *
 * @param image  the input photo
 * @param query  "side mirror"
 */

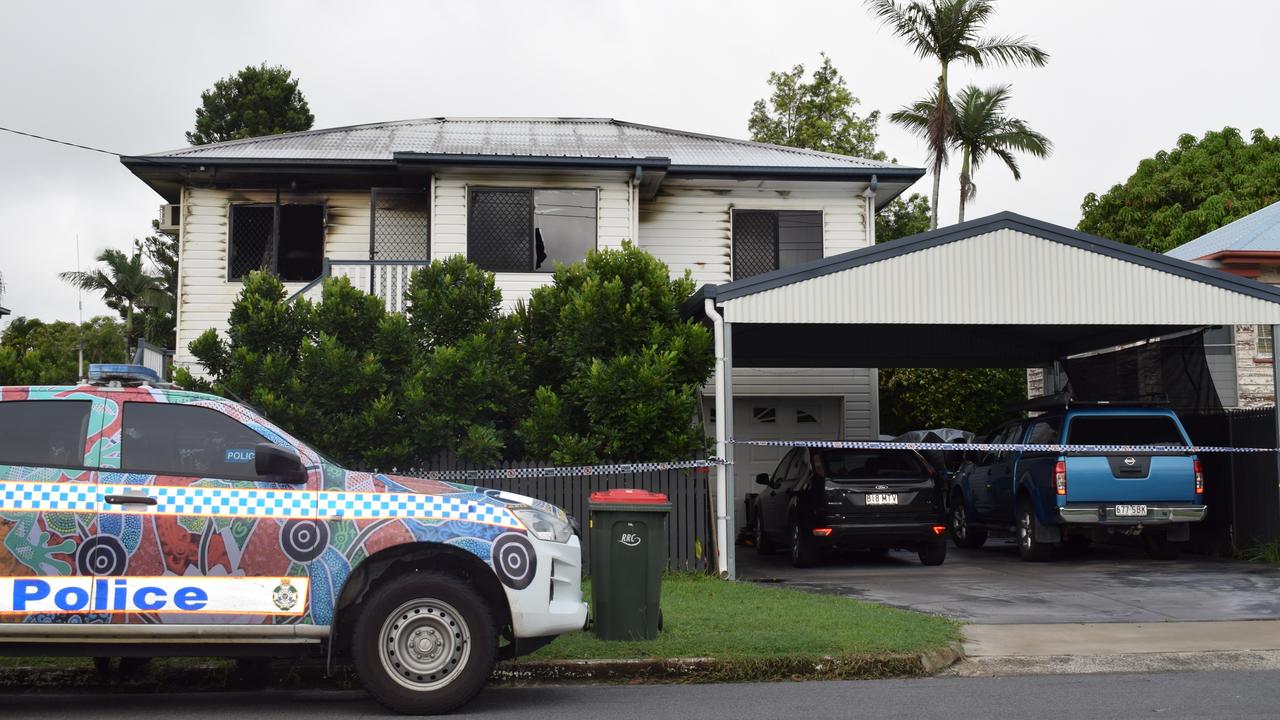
xmin=255 ymin=442 xmax=308 ymax=485
xmin=755 ymin=473 xmax=771 ymax=486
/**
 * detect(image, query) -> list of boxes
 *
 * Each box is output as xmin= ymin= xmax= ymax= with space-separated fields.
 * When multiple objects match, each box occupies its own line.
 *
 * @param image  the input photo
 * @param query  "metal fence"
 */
xmin=401 ymin=455 xmax=714 ymax=574
xmin=1182 ymin=406 xmax=1280 ymax=553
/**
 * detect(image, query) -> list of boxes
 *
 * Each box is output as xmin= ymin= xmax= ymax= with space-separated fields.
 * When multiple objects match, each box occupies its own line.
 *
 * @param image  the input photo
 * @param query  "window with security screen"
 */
xmin=371 ymin=189 xmax=430 ymax=261
xmin=228 ymin=204 xmax=325 ymax=282
xmin=468 ymin=188 xmax=596 ymax=272
xmin=731 ymin=210 xmax=823 ymax=280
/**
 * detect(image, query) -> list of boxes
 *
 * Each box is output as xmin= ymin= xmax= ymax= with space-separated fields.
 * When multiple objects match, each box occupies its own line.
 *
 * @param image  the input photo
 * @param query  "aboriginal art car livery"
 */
xmin=0 ymin=384 xmax=587 ymax=640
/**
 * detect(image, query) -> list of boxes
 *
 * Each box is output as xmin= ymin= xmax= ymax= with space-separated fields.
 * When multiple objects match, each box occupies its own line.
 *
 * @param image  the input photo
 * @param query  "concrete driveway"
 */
xmin=737 ymin=539 xmax=1280 ymax=624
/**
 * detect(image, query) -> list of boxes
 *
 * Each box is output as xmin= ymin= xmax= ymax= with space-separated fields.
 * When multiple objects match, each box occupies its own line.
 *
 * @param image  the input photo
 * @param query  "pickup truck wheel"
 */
xmin=352 ymin=571 xmax=497 ymax=715
xmin=755 ymin=514 xmax=775 ymax=556
xmin=790 ymin=521 xmax=817 ymax=568
xmin=917 ymin=536 xmax=947 ymax=566
xmin=1144 ymin=531 xmax=1184 ymax=561
xmin=1016 ymin=501 xmax=1053 ymax=562
xmin=948 ymin=496 xmax=987 ymax=549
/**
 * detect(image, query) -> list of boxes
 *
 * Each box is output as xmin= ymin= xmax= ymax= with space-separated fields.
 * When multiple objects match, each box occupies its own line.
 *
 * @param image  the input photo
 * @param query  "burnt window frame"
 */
xmin=730 ymin=209 xmax=825 ymax=281
xmin=227 ymin=202 xmax=327 ymax=282
xmin=466 ymin=187 xmax=599 ymax=273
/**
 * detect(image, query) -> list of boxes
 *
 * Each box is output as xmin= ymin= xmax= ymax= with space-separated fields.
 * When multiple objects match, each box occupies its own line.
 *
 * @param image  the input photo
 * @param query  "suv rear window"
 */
xmin=819 ymin=450 xmax=927 ymax=479
xmin=1066 ymin=415 xmax=1187 ymax=447
xmin=0 ymin=400 xmax=91 ymax=468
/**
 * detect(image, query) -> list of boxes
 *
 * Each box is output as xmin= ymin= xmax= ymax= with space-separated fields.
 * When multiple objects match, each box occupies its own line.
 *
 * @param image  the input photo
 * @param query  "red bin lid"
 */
xmin=589 ymin=488 xmax=669 ymax=504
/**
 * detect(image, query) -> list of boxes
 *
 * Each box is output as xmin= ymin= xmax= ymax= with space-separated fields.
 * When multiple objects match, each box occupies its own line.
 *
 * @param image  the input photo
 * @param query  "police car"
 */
xmin=0 ymin=365 xmax=587 ymax=714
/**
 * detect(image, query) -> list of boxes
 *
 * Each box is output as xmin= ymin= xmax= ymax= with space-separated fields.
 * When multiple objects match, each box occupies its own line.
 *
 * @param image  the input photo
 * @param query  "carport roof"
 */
xmin=688 ymin=212 xmax=1280 ymax=368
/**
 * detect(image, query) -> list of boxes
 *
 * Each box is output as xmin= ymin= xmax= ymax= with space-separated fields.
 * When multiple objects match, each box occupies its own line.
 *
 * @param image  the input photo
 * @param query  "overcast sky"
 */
xmin=2 ymin=0 xmax=1277 ymax=324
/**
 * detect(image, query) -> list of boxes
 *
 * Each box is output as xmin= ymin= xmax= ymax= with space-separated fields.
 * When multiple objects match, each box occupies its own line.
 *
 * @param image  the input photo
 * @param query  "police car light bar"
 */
xmin=87 ymin=363 xmax=161 ymax=385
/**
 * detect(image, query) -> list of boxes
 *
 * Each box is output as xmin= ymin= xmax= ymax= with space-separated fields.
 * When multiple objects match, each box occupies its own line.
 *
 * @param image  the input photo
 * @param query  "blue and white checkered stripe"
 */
xmin=317 ymin=491 xmax=521 ymax=528
xmin=1 ymin=481 xmax=522 ymax=529
xmin=100 ymin=483 xmax=313 ymax=518
xmin=0 ymin=482 xmax=95 ymax=512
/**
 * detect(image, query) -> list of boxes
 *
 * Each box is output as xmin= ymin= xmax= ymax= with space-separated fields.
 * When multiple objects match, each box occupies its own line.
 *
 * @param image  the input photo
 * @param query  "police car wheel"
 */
xmin=353 ymin=572 xmax=497 ymax=715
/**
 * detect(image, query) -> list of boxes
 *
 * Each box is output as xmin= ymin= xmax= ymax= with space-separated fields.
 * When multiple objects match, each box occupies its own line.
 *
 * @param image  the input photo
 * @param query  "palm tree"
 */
xmin=866 ymin=0 xmax=1049 ymax=228
xmin=59 ymin=243 xmax=166 ymax=358
xmin=950 ymin=85 xmax=1051 ymax=222
xmin=890 ymin=84 xmax=1052 ymax=222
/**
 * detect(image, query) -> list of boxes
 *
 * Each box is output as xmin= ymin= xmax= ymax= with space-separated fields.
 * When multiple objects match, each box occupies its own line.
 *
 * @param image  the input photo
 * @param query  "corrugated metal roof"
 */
xmin=143 ymin=117 xmax=907 ymax=170
xmin=1166 ymin=201 xmax=1280 ymax=260
xmin=698 ymin=212 xmax=1280 ymax=326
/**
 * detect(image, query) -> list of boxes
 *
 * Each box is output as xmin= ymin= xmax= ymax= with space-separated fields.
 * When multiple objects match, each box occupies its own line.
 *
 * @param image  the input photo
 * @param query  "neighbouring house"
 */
xmin=1167 ymin=200 xmax=1280 ymax=407
xmin=121 ymin=117 xmax=924 ymax=498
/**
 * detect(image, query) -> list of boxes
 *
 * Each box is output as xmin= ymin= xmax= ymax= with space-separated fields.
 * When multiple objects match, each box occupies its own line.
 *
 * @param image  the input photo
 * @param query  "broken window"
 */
xmin=468 ymin=188 xmax=597 ymax=272
xmin=228 ymin=204 xmax=325 ymax=282
xmin=732 ymin=210 xmax=823 ymax=281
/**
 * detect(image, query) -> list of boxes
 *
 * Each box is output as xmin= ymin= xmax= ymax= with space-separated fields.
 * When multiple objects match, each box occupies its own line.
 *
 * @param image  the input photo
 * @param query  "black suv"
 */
xmin=751 ymin=447 xmax=948 ymax=567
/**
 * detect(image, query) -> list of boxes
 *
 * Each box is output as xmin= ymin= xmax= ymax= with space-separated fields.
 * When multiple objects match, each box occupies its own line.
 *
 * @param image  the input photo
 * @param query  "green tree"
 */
xmin=1080 ymin=127 xmax=1280 ymax=253
xmin=749 ymin=54 xmax=933 ymax=243
xmin=893 ymin=84 xmax=1050 ymax=222
xmin=186 ymin=64 xmax=314 ymax=145
xmin=517 ymin=243 xmax=714 ymax=464
xmin=869 ymin=0 xmax=1049 ymax=228
xmin=876 ymin=193 xmax=933 ymax=241
xmin=749 ymin=53 xmax=883 ymax=159
xmin=58 ymin=243 xmax=167 ymax=358
xmin=879 ymin=367 xmax=1026 ymax=436
xmin=0 ymin=316 xmax=126 ymax=385
xmin=139 ymin=228 xmax=178 ymax=348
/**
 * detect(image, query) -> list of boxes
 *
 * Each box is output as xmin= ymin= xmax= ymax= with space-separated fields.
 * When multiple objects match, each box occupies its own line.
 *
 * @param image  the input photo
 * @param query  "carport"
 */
xmin=692 ymin=212 xmax=1280 ymax=579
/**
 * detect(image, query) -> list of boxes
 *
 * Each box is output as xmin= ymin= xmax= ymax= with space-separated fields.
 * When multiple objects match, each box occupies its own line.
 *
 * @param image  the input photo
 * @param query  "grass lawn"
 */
xmin=523 ymin=573 xmax=959 ymax=661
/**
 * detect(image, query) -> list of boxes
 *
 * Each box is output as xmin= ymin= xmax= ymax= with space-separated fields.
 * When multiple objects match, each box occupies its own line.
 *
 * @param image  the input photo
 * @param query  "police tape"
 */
xmin=729 ymin=439 xmax=1276 ymax=454
xmin=409 ymin=458 xmax=730 ymax=482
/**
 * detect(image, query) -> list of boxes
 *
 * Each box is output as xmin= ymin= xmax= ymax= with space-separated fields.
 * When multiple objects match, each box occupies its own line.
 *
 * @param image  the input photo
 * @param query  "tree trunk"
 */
xmin=958 ymin=149 xmax=971 ymax=223
xmin=124 ymin=302 xmax=134 ymax=362
xmin=929 ymin=63 xmax=951 ymax=230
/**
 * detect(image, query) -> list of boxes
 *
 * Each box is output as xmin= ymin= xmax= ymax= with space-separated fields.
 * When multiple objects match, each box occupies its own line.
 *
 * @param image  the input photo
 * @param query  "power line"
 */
xmin=0 ymin=125 xmax=122 ymax=156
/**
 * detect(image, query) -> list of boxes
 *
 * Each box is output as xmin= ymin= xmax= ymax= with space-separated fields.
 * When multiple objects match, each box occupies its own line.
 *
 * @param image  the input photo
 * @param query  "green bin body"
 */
xmin=588 ymin=488 xmax=670 ymax=641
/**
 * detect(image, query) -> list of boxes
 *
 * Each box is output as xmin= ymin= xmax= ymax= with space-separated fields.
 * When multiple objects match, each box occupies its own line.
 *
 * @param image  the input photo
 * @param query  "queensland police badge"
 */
xmin=272 ymin=578 xmax=299 ymax=612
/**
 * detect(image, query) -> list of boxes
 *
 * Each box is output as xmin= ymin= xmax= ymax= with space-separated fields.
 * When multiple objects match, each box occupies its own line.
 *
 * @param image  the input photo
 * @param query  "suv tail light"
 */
xmin=1054 ymin=459 xmax=1067 ymax=496
xmin=1194 ymin=459 xmax=1204 ymax=495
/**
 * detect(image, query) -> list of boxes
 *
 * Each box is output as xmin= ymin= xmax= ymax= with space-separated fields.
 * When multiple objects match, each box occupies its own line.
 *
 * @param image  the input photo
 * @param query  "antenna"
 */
xmin=75 ymin=234 xmax=84 ymax=380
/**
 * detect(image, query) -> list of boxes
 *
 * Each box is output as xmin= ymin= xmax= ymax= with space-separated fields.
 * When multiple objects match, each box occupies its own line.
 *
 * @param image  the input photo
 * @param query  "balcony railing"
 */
xmin=288 ymin=259 xmax=429 ymax=314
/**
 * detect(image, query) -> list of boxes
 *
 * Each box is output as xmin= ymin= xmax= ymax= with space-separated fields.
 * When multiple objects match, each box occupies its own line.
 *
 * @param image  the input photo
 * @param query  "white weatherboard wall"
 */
xmin=175 ymin=187 xmax=372 ymax=372
xmin=641 ymin=178 xmax=879 ymax=440
xmin=431 ymin=170 xmax=635 ymax=309
xmin=722 ymin=228 xmax=1280 ymax=326
xmin=638 ymin=178 xmax=873 ymax=287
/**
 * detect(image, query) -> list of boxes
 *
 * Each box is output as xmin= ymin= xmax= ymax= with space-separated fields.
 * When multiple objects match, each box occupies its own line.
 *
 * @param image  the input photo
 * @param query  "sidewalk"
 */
xmin=951 ymin=620 xmax=1280 ymax=676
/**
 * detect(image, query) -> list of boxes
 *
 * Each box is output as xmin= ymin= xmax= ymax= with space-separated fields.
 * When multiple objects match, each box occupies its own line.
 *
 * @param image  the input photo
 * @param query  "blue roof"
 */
xmin=1166 ymin=200 xmax=1280 ymax=260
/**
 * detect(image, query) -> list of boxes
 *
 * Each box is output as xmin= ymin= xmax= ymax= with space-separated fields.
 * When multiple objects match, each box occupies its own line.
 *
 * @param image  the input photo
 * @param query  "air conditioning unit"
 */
xmin=158 ymin=203 xmax=181 ymax=233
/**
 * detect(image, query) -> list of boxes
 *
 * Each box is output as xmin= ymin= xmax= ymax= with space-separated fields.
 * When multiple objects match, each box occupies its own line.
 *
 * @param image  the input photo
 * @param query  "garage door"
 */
xmin=704 ymin=396 xmax=842 ymax=509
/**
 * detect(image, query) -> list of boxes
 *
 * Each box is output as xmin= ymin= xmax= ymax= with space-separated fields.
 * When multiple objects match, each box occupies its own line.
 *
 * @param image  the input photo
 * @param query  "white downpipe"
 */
xmin=705 ymin=298 xmax=733 ymax=579
xmin=862 ymin=186 xmax=877 ymax=245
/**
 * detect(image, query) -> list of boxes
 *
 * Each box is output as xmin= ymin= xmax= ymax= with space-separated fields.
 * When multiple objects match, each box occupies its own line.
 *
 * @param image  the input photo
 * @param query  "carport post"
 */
xmin=707 ymin=299 xmax=735 ymax=579
xmin=1273 ymin=325 xmax=1280 ymax=531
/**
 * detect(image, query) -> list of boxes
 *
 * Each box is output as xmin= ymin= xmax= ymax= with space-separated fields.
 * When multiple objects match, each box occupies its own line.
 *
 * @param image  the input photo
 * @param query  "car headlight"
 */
xmin=510 ymin=505 xmax=574 ymax=543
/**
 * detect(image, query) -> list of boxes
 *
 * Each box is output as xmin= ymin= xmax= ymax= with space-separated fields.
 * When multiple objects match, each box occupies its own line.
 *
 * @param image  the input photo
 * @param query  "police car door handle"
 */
xmin=105 ymin=494 xmax=157 ymax=506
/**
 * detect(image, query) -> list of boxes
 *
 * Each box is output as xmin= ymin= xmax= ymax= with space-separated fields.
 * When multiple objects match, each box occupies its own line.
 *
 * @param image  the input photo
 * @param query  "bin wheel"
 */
xmin=352 ymin=571 xmax=496 ymax=715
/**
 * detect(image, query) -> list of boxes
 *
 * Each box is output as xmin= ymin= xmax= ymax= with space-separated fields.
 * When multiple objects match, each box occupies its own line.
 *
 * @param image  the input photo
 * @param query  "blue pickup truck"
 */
xmin=948 ymin=406 xmax=1207 ymax=561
